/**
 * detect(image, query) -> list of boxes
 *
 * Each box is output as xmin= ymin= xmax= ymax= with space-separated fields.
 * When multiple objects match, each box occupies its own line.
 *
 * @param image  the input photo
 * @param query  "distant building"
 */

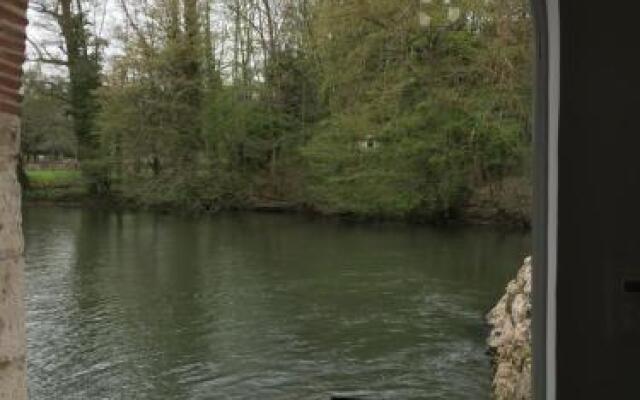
xmin=419 ymin=0 xmax=461 ymax=28
xmin=357 ymin=135 xmax=381 ymax=151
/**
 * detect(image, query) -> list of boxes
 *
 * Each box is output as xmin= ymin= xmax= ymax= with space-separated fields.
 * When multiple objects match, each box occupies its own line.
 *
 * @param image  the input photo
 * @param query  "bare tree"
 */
xmin=0 ymin=0 xmax=29 ymax=398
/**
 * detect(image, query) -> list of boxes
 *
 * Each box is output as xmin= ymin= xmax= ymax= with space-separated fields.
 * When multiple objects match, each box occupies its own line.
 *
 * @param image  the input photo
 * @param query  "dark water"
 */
xmin=23 ymin=207 xmax=530 ymax=400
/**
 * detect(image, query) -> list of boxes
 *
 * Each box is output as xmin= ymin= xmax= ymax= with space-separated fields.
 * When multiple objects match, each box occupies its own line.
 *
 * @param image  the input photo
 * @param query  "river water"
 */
xmin=23 ymin=207 xmax=530 ymax=399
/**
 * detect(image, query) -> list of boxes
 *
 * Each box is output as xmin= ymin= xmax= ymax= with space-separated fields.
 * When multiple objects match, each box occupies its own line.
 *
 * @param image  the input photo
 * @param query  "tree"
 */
xmin=21 ymin=70 xmax=76 ymax=161
xmin=0 ymin=0 xmax=29 ymax=398
xmin=31 ymin=0 xmax=105 ymax=192
xmin=70 ymin=0 xmax=531 ymax=220
xmin=301 ymin=0 xmax=532 ymax=220
xmin=92 ymin=0 xmax=211 ymax=206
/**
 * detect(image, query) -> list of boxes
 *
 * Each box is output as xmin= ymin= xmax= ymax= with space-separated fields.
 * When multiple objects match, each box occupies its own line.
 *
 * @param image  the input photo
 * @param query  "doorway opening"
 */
xmin=19 ymin=0 xmax=547 ymax=398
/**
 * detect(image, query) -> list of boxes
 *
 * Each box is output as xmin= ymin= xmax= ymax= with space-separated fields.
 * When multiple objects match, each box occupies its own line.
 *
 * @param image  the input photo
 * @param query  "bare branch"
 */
xmin=119 ymin=0 xmax=154 ymax=54
xmin=27 ymin=36 xmax=69 ymax=66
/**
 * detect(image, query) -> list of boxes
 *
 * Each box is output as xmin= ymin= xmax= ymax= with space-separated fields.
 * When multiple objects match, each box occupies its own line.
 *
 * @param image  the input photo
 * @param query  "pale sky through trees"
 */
xmin=27 ymin=0 xmax=121 ymax=75
xmin=26 ymin=0 xmax=239 ymax=79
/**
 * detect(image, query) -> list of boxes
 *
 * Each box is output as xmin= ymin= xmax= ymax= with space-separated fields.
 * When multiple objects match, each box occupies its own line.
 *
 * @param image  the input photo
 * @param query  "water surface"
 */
xmin=24 ymin=207 xmax=529 ymax=399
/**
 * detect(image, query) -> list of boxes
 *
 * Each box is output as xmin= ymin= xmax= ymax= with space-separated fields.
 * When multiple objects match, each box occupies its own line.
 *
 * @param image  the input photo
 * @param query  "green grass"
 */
xmin=26 ymin=169 xmax=83 ymax=188
xmin=24 ymin=169 xmax=88 ymax=202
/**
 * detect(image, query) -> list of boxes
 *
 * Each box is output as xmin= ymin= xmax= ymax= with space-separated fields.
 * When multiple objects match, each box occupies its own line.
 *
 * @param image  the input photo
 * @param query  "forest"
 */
xmin=23 ymin=0 xmax=533 ymax=224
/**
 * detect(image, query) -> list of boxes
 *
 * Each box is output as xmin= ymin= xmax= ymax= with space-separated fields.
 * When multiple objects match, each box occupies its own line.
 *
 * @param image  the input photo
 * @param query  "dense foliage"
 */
xmin=21 ymin=70 xmax=76 ymax=160
xmin=25 ymin=0 xmax=533 ymax=223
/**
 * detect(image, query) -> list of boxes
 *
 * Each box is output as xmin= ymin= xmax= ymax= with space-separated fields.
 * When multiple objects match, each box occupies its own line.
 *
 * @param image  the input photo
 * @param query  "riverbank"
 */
xmin=23 ymin=170 xmax=531 ymax=228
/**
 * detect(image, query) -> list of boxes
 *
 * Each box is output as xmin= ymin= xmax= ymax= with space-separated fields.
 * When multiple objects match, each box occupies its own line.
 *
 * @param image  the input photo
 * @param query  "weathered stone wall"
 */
xmin=487 ymin=257 xmax=532 ymax=400
xmin=0 ymin=1 xmax=28 ymax=399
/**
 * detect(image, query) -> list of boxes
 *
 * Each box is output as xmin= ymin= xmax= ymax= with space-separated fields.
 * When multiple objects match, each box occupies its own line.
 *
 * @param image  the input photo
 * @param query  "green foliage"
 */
xmin=301 ymin=0 xmax=532 ymax=220
xmin=72 ymin=0 xmax=534 ymax=222
xmin=21 ymin=71 xmax=76 ymax=158
xmin=61 ymin=6 xmax=105 ymax=193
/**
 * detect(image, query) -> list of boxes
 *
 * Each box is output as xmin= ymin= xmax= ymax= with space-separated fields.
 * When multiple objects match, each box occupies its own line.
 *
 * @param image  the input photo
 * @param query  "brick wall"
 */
xmin=0 ymin=0 xmax=28 ymax=116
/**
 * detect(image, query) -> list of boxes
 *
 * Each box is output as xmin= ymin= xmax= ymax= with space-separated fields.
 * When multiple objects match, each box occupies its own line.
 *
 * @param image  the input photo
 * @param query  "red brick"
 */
xmin=0 ymin=21 xmax=28 ymax=41
xmin=3 ymin=0 xmax=28 ymax=9
xmin=0 ymin=100 xmax=20 ymax=115
xmin=0 ymin=87 xmax=21 ymax=103
xmin=0 ymin=0 xmax=26 ymax=116
xmin=0 ymin=62 xmax=21 ymax=78
xmin=0 ymin=5 xmax=28 ymax=26
xmin=0 ymin=35 xmax=26 ymax=54
xmin=0 ymin=74 xmax=20 ymax=91
xmin=0 ymin=50 xmax=25 ymax=67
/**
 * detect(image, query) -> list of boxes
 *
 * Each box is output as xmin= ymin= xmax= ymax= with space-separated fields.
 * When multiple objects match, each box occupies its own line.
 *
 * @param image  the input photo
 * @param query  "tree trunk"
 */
xmin=57 ymin=0 xmax=104 ymax=194
xmin=0 ymin=0 xmax=29 ymax=398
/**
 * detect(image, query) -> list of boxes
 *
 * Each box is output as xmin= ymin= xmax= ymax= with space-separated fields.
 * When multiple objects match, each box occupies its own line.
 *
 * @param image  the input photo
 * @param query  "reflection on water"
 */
xmin=24 ymin=207 xmax=529 ymax=399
